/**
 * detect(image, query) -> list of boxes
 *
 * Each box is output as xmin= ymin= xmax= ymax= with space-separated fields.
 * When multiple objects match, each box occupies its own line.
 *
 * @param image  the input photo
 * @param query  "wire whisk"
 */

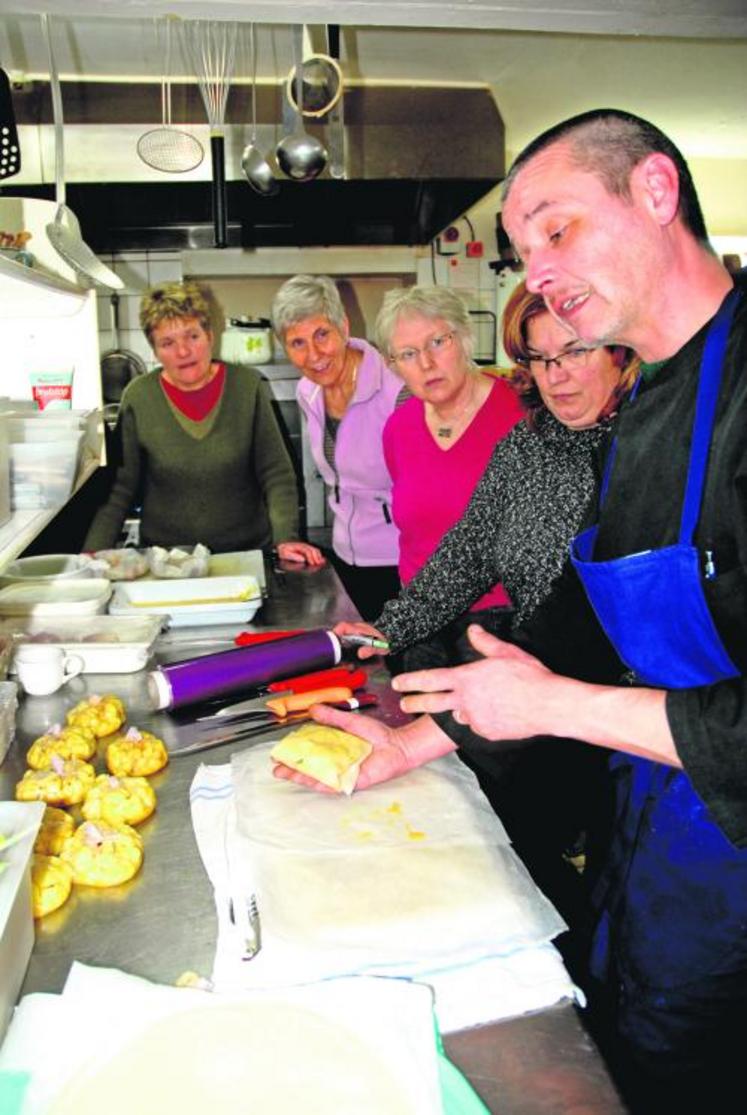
xmin=182 ymin=20 xmax=237 ymax=132
xmin=182 ymin=19 xmax=238 ymax=247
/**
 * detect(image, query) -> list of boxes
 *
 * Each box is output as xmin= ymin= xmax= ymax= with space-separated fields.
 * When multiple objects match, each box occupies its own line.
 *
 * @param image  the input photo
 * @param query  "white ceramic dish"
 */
xmin=0 ymin=801 xmax=45 ymax=1042
xmin=108 ymin=575 xmax=262 ymax=628
xmin=0 ymin=579 xmax=112 ymax=617
xmin=0 ymin=615 xmax=164 ymax=674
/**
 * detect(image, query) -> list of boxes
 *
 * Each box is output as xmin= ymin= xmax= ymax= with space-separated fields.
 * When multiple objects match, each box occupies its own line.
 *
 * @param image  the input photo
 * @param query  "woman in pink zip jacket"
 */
xmin=272 ymin=274 xmax=408 ymax=620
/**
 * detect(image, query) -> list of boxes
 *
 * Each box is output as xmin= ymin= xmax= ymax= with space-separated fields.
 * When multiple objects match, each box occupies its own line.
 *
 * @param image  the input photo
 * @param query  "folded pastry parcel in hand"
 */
xmin=270 ymin=724 xmax=372 ymax=795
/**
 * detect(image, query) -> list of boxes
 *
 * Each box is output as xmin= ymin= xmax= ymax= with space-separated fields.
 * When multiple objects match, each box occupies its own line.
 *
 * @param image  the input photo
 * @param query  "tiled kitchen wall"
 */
xmin=96 ymin=261 xmax=411 ymax=367
xmin=96 ymin=251 xmax=183 ymax=369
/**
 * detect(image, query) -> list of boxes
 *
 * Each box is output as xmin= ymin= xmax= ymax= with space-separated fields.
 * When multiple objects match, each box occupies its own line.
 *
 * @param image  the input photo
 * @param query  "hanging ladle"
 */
xmin=241 ymin=23 xmax=278 ymax=196
xmin=276 ymin=25 xmax=327 ymax=182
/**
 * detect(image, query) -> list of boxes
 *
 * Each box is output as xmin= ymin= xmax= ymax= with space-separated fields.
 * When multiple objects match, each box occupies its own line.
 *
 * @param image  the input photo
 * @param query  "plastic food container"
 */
xmin=0 ymin=634 xmax=14 ymax=680
xmin=7 ymin=418 xmax=86 ymax=442
xmin=9 ymin=437 xmax=83 ymax=509
xmin=109 ymin=574 xmax=262 ymax=627
xmin=0 ymin=579 xmax=112 ymax=617
xmin=0 ymin=800 xmax=45 ymax=1041
xmin=0 ymin=553 xmax=95 ymax=587
xmin=1 ymin=406 xmax=91 ymax=424
xmin=0 ymin=679 xmax=18 ymax=763
xmin=0 ymin=615 xmax=163 ymax=674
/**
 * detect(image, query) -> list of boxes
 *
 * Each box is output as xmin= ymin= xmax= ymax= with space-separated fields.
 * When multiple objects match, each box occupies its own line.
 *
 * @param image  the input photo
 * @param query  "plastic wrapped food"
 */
xmin=146 ymin=544 xmax=211 ymax=579
xmin=88 ymin=549 xmax=149 ymax=581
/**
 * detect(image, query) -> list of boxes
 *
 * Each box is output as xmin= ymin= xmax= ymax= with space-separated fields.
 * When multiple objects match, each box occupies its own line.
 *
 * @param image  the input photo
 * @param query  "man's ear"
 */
xmin=631 ymin=152 xmax=680 ymax=227
xmin=341 ymin=314 xmax=351 ymax=341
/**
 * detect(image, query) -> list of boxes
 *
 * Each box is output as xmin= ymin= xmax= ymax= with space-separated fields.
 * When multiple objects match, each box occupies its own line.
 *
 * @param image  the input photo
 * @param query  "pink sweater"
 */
xmin=383 ymin=374 xmax=523 ymax=610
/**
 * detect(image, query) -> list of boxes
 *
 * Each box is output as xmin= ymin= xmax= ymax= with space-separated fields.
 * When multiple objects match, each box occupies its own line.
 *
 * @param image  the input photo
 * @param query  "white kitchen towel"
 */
xmin=230 ymin=745 xmax=565 ymax=967
xmin=0 ymin=963 xmax=444 ymax=1115
xmin=189 ymin=760 xmax=578 ymax=1032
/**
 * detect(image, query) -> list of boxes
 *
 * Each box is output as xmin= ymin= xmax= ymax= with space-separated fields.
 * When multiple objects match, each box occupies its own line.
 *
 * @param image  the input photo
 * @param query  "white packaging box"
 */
xmin=0 ymin=801 xmax=45 ymax=1042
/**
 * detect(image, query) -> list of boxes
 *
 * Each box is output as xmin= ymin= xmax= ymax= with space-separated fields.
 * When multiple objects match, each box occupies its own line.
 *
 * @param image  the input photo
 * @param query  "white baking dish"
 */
xmin=0 ymin=615 xmax=163 ymax=674
xmin=108 ymin=575 xmax=262 ymax=628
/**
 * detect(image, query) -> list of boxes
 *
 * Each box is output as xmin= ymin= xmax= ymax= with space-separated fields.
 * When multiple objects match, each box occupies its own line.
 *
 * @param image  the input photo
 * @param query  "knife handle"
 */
xmin=234 ymin=629 xmax=305 ymax=646
xmin=265 ymin=686 xmax=353 ymax=718
xmin=266 ymin=665 xmax=367 ymax=694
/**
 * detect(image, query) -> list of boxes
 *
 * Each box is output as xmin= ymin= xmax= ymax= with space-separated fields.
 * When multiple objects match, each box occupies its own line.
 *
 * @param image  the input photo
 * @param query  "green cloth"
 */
xmin=433 ymin=1016 xmax=490 ymax=1115
xmin=0 ymin=1071 xmax=30 ymax=1115
xmin=85 ymin=365 xmax=300 ymax=553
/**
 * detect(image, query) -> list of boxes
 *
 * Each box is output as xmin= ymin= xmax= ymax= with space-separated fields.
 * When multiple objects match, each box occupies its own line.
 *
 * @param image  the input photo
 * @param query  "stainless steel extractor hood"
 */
xmin=10 ymin=81 xmax=505 ymax=249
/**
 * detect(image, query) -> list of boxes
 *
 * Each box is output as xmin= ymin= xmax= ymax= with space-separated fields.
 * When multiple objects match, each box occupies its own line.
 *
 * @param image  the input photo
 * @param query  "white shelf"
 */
xmin=0 ymin=203 xmax=105 ymax=568
xmin=0 ymin=255 xmax=88 ymax=318
xmin=182 ymin=245 xmax=421 ymax=277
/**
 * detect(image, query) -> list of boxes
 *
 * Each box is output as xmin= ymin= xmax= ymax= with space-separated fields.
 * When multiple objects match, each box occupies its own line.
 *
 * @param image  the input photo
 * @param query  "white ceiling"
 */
xmin=0 ymin=5 xmax=745 ymax=165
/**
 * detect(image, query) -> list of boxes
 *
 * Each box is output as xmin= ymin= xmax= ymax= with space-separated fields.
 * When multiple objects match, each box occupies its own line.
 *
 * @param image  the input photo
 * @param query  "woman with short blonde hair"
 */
xmin=85 ymin=280 xmax=322 ymax=564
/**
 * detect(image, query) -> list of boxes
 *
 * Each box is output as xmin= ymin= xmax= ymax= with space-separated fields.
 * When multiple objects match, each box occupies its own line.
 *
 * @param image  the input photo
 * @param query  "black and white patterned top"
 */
xmin=376 ymin=411 xmax=614 ymax=651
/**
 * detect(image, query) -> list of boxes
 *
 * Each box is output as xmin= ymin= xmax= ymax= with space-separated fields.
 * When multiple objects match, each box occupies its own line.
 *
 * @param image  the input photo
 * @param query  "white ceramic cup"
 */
xmin=15 ymin=644 xmax=85 ymax=697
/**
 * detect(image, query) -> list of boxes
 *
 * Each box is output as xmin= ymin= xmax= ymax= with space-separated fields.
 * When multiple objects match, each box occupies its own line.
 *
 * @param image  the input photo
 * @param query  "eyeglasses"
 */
xmin=519 ymin=346 xmax=598 ymax=375
xmin=389 ymin=331 xmax=456 ymax=368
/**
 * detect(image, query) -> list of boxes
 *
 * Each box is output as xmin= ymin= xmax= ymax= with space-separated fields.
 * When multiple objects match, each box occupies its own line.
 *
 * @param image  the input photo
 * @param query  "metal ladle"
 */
xmin=241 ymin=23 xmax=278 ymax=196
xmin=276 ymin=26 xmax=327 ymax=182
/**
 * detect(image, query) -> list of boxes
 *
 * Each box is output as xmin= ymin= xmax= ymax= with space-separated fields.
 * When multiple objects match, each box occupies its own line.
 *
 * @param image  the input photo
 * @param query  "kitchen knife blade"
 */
xmin=171 ymin=694 xmax=378 ymax=756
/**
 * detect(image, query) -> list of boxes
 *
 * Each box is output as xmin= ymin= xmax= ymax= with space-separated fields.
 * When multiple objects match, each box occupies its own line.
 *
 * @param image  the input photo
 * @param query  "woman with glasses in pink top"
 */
xmin=373 ymin=285 xmax=524 ymax=668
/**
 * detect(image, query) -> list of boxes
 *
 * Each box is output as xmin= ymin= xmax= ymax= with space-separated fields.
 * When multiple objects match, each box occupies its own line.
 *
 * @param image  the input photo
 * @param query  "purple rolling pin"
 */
xmin=147 ymin=629 xmax=341 ymax=711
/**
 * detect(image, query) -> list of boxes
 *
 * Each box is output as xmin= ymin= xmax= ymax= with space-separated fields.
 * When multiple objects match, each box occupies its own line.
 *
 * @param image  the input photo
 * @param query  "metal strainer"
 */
xmin=137 ymin=16 xmax=204 ymax=174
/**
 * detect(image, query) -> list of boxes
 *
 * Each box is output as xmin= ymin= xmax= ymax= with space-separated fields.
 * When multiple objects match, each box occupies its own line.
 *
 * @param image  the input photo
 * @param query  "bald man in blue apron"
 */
xmin=380 ymin=111 xmax=747 ymax=1102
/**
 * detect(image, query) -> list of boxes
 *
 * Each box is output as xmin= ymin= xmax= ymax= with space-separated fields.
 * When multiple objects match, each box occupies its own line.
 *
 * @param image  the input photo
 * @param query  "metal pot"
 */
xmin=100 ymin=294 xmax=147 ymax=403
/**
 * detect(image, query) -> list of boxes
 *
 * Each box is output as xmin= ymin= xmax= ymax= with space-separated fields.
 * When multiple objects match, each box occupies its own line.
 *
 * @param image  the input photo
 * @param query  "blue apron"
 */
xmin=570 ymin=285 xmax=747 ymax=1052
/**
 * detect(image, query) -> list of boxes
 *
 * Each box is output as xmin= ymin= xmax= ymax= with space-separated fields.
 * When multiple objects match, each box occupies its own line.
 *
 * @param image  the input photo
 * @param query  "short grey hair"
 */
xmin=271 ymin=274 xmax=347 ymax=340
xmin=374 ymin=285 xmax=475 ymax=361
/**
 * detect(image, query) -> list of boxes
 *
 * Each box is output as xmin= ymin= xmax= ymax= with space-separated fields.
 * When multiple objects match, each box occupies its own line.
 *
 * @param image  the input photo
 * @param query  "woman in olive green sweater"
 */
xmin=85 ymin=282 xmax=323 ymax=561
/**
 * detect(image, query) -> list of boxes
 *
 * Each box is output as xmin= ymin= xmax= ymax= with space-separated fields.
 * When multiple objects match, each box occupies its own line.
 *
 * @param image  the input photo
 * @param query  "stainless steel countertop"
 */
xmin=0 ymin=559 xmax=624 ymax=1114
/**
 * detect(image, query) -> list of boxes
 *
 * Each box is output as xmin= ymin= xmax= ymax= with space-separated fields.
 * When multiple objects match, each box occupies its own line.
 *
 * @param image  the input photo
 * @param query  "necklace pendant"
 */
xmin=437 ymin=426 xmax=452 ymax=438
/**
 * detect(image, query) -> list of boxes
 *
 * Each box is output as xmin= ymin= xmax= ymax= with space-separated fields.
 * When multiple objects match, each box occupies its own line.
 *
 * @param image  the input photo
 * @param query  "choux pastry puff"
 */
xmin=26 ymin=724 xmax=96 ymax=769
xmin=106 ymin=727 xmax=168 ymax=778
xmin=82 ymin=774 xmax=156 ymax=827
xmin=60 ymin=820 xmax=143 ymax=887
xmin=67 ymin=694 xmax=126 ymax=738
